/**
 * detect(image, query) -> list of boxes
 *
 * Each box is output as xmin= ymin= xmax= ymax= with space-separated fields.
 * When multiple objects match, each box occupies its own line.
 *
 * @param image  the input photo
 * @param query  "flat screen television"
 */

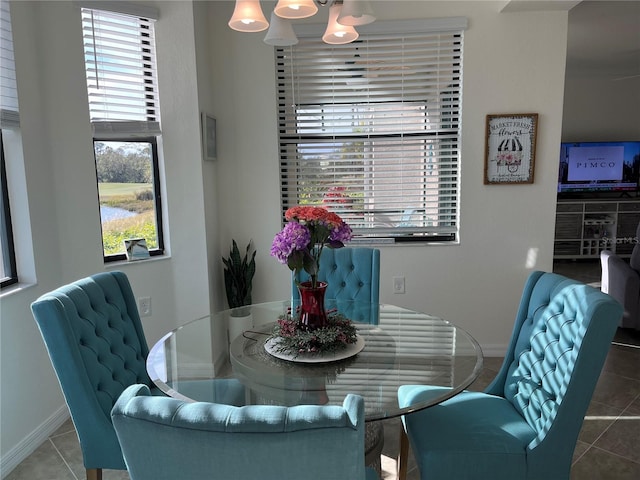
xmin=558 ymin=141 xmax=640 ymax=196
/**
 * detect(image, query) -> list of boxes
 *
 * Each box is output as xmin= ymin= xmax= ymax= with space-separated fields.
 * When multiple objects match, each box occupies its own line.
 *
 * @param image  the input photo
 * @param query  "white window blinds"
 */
xmin=81 ymin=7 xmax=160 ymax=137
xmin=276 ymin=19 xmax=465 ymax=242
xmin=0 ymin=0 xmax=19 ymax=128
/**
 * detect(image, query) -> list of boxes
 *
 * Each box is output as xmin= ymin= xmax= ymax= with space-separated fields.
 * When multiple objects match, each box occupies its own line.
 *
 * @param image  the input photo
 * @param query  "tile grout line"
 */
xmin=622 ymin=388 xmax=640 ymax=411
xmin=580 ymin=384 xmax=640 ymax=467
xmin=587 ymin=444 xmax=640 ymax=467
xmin=572 ymin=398 xmax=621 ymax=467
xmin=47 ymin=438 xmax=79 ymax=480
xmin=572 ymin=442 xmax=591 ymax=466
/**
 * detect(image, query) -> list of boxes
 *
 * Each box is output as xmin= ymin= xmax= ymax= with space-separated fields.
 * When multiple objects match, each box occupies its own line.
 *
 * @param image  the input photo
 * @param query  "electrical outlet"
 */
xmin=138 ymin=297 xmax=152 ymax=317
xmin=393 ymin=276 xmax=405 ymax=294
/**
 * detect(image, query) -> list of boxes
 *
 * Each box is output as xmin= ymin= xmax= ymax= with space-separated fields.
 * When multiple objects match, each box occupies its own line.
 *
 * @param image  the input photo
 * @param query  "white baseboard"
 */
xmin=1 ymin=405 xmax=70 ymax=479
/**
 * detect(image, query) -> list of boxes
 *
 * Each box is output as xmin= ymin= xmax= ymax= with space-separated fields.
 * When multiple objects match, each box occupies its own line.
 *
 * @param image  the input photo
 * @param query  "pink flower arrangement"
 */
xmin=271 ymin=206 xmax=352 ymax=288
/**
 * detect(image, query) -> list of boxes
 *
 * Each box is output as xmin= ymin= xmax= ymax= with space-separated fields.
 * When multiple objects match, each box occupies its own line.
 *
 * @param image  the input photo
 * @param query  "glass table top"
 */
xmin=147 ymin=300 xmax=483 ymax=421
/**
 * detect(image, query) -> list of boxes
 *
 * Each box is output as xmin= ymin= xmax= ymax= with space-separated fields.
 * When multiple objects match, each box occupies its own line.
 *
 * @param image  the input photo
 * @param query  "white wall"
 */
xmin=1 ymin=0 xmax=212 ymax=472
xmin=0 ymin=0 xmax=570 ymax=474
xmin=562 ymin=75 xmax=640 ymax=141
xmin=211 ymin=0 xmax=568 ymax=351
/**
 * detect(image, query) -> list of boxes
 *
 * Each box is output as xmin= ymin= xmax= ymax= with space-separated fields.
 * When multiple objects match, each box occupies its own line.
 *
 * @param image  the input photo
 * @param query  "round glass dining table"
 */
xmin=146 ymin=300 xmax=484 ymax=422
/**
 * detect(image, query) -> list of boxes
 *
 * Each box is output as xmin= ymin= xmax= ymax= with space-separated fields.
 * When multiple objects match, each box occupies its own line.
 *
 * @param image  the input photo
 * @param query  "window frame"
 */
xmin=93 ymin=136 xmax=164 ymax=263
xmin=1 ymin=133 xmax=18 ymax=288
xmin=0 ymin=0 xmax=18 ymax=287
xmin=81 ymin=6 xmax=165 ymax=261
xmin=275 ymin=19 xmax=466 ymax=244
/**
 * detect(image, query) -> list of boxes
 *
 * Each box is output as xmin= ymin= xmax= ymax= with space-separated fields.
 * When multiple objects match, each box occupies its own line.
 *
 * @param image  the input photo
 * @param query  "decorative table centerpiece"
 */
xmin=269 ymin=206 xmax=360 ymax=360
xmin=268 ymin=310 xmax=360 ymax=359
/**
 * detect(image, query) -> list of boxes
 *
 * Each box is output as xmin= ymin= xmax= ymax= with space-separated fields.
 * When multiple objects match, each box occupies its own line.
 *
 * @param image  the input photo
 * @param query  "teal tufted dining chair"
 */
xmin=292 ymin=247 xmax=380 ymax=324
xmin=31 ymin=271 xmax=243 ymax=480
xmin=397 ymin=271 xmax=623 ymax=480
xmin=31 ymin=272 xmax=151 ymax=480
xmin=112 ymin=384 xmax=379 ymax=480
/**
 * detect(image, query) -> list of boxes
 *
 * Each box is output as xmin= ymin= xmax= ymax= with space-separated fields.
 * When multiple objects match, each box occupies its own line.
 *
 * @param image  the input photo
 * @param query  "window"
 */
xmin=81 ymin=6 xmax=164 ymax=261
xmin=1 ymin=0 xmax=18 ymax=287
xmin=1 ymin=136 xmax=17 ymax=288
xmin=276 ymin=19 xmax=466 ymax=242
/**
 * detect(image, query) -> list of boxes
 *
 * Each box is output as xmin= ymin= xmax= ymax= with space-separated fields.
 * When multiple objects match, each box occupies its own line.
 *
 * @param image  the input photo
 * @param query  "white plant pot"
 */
xmin=228 ymin=313 xmax=253 ymax=344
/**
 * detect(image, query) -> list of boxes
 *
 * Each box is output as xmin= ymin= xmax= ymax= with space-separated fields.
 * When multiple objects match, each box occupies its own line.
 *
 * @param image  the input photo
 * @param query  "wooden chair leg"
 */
xmin=86 ymin=468 xmax=102 ymax=480
xmin=397 ymin=425 xmax=409 ymax=480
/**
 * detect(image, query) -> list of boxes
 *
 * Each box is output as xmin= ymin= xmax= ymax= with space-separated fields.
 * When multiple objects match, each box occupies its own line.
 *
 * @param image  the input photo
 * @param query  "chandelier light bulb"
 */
xmin=228 ymin=0 xmax=269 ymax=32
xmin=274 ymin=0 xmax=318 ymax=19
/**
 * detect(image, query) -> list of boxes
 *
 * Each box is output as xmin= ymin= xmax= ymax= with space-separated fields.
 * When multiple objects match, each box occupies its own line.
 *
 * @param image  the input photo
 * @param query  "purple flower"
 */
xmin=330 ymin=222 xmax=353 ymax=244
xmin=270 ymin=222 xmax=311 ymax=264
xmin=272 ymin=206 xmax=352 ymax=285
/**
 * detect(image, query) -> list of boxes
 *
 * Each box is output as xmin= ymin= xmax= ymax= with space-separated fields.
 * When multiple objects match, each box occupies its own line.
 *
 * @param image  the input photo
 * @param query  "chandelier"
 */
xmin=228 ymin=0 xmax=376 ymax=46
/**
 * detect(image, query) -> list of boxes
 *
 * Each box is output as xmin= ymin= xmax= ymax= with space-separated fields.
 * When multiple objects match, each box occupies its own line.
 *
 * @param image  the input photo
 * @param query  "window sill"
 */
xmin=104 ymin=253 xmax=171 ymax=269
xmin=349 ymin=237 xmax=459 ymax=247
xmin=0 ymin=280 xmax=37 ymax=299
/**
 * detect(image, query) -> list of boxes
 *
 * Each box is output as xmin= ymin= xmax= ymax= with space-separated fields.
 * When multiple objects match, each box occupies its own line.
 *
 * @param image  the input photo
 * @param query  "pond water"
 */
xmin=100 ymin=205 xmax=137 ymax=222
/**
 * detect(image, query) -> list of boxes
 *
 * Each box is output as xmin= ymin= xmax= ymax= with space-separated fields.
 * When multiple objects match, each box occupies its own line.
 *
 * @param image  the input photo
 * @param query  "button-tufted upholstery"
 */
xmin=292 ymin=247 xmax=380 ymax=323
xmin=31 ymin=271 xmax=244 ymax=480
xmin=111 ymin=384 xmax=379 ymax=480
xmin=32 ymin=271 xmax=247 ymax=480
xmin=397 ymin=271 xmax=623 ymax=480
xmin=32 ymin=271 xmax=153 ymax=477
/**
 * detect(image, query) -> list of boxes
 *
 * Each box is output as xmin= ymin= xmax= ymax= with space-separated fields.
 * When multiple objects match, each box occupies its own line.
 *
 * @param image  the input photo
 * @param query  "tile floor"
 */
xmin=5 ymin=261 xmax=639 ymax=480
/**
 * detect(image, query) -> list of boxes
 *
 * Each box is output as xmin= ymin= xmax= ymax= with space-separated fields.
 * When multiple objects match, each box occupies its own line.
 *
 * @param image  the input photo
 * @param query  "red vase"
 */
xmin=298 ymin=281 xmax=328 ymax=329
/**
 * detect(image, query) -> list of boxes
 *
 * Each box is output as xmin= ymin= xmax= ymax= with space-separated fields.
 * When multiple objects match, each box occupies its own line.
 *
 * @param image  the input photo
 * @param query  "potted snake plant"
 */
xmin=222 ymin=239 xmax=256 ymax=341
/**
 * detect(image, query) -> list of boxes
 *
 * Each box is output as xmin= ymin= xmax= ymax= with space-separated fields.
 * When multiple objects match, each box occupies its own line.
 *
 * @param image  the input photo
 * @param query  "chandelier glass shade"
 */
xmin=229 ymin=0 xmax=375 ymax=45
xmin=337 ymin=0 xmax=375 ymax=26
xmin=322 ymin=3 xmax=359 ymax=44
xmin=264 ymin=12 xmax=299 ymax=46
xmin=274 ymin=0 xmax=319 ymax=20
xmin=228 ymin=0 xmax=269 ymax=32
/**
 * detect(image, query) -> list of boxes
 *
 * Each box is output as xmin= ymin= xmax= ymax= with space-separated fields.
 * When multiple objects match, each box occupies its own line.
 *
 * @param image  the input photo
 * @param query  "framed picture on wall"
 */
xmin=124 ymin=238 xmax=150 ymax=261
xmin=484 ymin=113 xmax=538 ymax=184
xmin=201 ymin=112 xmax=217 ymax=161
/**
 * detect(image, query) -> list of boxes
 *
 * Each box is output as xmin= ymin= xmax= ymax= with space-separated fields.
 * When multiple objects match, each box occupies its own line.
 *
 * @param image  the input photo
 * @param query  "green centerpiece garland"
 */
xmin=270 ymin=310 xmax=358 ymax=358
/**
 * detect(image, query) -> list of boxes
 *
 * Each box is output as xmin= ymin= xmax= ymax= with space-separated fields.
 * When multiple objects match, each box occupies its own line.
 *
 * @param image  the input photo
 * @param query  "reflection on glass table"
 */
xmin=147 ymin=301 xmax=483 ymax=422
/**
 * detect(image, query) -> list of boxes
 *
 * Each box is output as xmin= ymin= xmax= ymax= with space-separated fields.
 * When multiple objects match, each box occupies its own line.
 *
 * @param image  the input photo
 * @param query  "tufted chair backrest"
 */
xmin=31 ymin=271 xmax=151 ymax=469
xmin=292 ymin=247 xmax=380 ymax=323
xmin=486 ymin=271 xmax=621 ymax=471
xmin=112 ymin=384 xmax=370 ymax=480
